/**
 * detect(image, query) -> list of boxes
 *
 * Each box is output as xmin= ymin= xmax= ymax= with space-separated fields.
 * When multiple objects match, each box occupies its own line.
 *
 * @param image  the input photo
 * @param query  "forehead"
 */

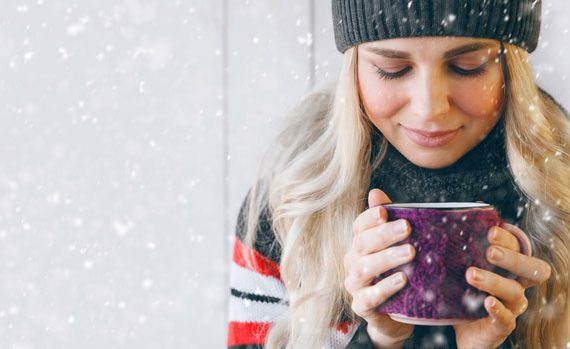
xmin=359 ymin=36 xmax=500 ymax=59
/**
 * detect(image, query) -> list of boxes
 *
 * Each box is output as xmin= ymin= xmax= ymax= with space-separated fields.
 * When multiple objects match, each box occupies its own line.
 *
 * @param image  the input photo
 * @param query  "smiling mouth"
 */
xmin=402 ymin=126 xmax=461 ymax=137
xmin=402 ymin=126 xmax=461 ymax=148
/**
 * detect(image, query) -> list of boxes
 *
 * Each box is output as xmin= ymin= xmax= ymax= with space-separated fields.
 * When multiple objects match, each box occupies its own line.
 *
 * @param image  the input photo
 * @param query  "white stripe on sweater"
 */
xmin=230 ymin=262 xmax=287 ymax=300
xmin=325 ymin=322 xmax=360 ymax=349
xmin=229 ymin=294 xmax=288 ymax=323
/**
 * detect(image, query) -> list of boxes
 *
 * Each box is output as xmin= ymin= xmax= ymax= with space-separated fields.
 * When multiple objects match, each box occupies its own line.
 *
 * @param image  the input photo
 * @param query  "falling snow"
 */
xmin=462 ymin=292 xmax=486 ymax=313
xmin=0 ymin=0 xmax=568 ymax=348
xmin=66 ymin=16 xmax=90 ymax=36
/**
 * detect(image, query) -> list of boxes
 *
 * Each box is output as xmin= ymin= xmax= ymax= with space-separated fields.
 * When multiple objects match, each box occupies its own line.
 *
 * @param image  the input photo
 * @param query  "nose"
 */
xmin=409 ymin=69 xmax=451 ymax=121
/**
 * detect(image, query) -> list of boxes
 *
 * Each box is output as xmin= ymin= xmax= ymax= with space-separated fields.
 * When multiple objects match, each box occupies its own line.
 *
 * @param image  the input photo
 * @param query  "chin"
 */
xmin=406 ymin=151 xmax=461 ymax=169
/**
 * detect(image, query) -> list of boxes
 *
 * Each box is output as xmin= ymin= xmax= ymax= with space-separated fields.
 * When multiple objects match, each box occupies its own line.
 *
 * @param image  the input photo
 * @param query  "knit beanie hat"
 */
xmin=332 ymin=0 xmax=542 ymax=53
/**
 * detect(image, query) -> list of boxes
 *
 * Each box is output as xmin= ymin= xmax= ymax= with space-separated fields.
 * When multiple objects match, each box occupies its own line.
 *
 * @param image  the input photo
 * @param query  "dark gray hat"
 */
xmin=332 ymin=0 xmax=542 ymax=53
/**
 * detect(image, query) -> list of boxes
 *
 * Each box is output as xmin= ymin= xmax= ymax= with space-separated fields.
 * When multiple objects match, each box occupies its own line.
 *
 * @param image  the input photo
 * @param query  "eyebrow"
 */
xmin=364 ymin=43 xmax=494 ymax=59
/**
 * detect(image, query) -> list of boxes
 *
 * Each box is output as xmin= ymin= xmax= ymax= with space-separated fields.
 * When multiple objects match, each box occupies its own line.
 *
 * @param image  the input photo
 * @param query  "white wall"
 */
xmin=0 ymin=1 xmax=567 ymax=348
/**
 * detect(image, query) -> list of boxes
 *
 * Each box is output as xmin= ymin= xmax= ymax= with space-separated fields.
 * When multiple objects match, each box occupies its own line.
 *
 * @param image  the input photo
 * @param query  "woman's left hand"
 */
xmin=453 ymin=223 xmax=552 ymax=349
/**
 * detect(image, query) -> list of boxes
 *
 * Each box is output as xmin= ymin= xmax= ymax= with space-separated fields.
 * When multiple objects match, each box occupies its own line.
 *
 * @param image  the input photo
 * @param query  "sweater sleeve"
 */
xmin=227 ymin=192 xmax=362 ymax=348
xmin=227 ymin=194 xmax=288 ymax=349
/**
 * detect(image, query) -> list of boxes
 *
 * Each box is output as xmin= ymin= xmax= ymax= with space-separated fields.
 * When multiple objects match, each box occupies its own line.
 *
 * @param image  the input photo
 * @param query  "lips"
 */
xmin=402 ymin=126 xmax=460 ymax=148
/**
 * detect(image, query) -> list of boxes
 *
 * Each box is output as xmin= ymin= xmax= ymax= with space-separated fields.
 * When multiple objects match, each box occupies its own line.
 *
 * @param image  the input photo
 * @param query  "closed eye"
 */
xmin=374 ymin=63 xmax=488 ymax=81
xmin=374 ymin=66 xmax=412 ymax=80
xmin=448 ymin=63 xmax=488 ymax=77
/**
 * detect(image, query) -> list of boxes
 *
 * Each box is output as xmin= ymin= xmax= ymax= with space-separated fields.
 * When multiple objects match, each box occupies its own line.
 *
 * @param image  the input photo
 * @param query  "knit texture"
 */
xmin=376 ymin=207 xmax=503 ymax=320
xmin=332 ymin=0 xmax=542 ymax=52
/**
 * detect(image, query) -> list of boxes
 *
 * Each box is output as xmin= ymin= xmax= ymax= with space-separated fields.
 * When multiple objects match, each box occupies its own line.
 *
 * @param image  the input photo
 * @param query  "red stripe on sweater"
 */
xmin=233 ymin=238 xmax=281 ymax=280
xmin=227 ymin=321 xmax=272 ymax=346
xmin=336 ymin=321 xmax=355 ymax=334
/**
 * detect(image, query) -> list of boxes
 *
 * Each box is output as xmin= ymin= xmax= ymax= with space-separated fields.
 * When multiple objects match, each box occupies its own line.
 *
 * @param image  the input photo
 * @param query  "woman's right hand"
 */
xmin=344 ymin=189 xmax=416 ymax=348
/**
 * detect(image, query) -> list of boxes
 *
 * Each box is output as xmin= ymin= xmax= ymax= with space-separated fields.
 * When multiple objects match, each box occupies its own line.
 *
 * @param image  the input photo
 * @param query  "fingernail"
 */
xmin=392 ymin=273 xmax=405 ymax=286
xmin=490 ymin=247 xmax=504 ymax=261
xmin=488 ymin=297 xmax=496 ymax=308
xmin=394 ymin=220 xmax=408 ymax=236
xmin=490 ymin=227 xmax=499 ymax=241
xmin=376 ymin=207 xmax=386 ymax=220
xmin=399 ymin=245 xmax=412 ymax=257
xmin=375 ymin=207 xmax=381 ymax=219
xmin=471 ymin=268 xmax=484 ymax=282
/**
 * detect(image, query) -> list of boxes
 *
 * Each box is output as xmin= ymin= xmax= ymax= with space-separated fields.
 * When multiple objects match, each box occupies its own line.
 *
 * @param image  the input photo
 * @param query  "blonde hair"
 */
xmin=242 ymin=43 xmax=570 ymax=348
xmin=502 ymin=45 xmax=570 ymax=347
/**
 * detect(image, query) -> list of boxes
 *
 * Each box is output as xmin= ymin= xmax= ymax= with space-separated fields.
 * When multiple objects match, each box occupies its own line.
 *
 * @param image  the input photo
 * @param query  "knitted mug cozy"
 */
xmin=375 ymin=203 xmax=532 ymax=325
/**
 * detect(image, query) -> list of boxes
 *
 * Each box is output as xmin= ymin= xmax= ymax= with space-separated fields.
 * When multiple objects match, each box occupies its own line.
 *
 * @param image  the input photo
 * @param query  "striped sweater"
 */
xmin=227 ymin=202 xmax=361 ymax=348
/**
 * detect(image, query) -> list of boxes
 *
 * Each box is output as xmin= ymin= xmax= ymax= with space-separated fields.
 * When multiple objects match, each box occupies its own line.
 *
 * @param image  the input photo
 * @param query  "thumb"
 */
xmin=368 ymin=188 xmax=392 ymax=208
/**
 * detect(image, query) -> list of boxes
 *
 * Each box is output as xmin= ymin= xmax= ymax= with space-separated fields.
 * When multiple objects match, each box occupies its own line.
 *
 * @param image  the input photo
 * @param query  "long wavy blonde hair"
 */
xmin=242 ymin=43 xmax=570 ymax=348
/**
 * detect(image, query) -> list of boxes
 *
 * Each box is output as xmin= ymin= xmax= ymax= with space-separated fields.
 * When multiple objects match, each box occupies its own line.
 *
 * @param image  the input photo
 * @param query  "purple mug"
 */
xmin=376 ymin=202 xmax=532 ymax=325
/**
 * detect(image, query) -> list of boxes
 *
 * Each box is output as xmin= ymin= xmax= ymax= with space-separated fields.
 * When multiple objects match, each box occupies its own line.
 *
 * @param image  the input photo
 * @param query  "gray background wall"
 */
xmin=0 ymin=1 xmax=568 ymax=348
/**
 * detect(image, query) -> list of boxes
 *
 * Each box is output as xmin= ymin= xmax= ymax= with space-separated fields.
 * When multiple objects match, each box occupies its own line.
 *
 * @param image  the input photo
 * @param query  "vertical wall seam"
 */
xmin=222 ymin=0 xmax=229 ymax=331
xmin=309 ymin=0 xmax=315 ymax=89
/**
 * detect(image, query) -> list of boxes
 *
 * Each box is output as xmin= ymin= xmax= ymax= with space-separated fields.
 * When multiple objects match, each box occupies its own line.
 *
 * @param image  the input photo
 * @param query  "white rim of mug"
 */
xmin=387 ymin=313 xmax=473 ymax=326
xmin=383 ymin=202 xmax=493 ymax=210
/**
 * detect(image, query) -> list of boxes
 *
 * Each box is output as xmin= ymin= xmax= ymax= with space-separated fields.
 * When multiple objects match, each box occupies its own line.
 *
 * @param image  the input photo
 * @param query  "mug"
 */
xmin=375 ymin=202 xmax=532 ymax=325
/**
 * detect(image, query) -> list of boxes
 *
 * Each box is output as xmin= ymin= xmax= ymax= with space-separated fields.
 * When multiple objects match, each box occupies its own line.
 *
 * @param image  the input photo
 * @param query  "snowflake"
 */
xmin=424 ymin=290 xmax=435 ymax=302
xmin=462 ymin=292 xmax=485 ymax=313
xmin=528 ymin=104 xmax=538 ymax=112
xmin=433 ymin=332 xmax=447 ymax=345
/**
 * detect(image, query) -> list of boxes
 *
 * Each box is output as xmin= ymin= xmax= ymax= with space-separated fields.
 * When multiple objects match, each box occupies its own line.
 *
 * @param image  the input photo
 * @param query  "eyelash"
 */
xmin=374 ymin=64 xmax=487 ymax=81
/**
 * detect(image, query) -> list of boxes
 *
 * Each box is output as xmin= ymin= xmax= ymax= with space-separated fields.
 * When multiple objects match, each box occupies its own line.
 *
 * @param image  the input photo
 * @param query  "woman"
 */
xmin=227 ymin=1 xmax=570 ymax=348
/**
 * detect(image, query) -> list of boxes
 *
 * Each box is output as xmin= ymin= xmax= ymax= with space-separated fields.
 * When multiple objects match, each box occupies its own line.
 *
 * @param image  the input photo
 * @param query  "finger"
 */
xmin=345 ymin=244 xmax=415 ymax=292
xmin=484 ymin=296 xmax=517 ymax=336
xmin=352 ymin=219 xmax=411 ymax=256
xmin=344 ymin=220 xmax=410 ymax=283
xmin=343 ymin=250 xmax=357 ymax=273
xmin=368 ymin=188 xmax=392 ymax=208
xmin=487 ymin=226 xmax=520 ymax=253
xmin=500 ymin=223 xmax=532 ymax=256
xmin=351 ymin=272 xmax=407 ymax=318
xmin=353 ymin=205 xmax=388 ymax=235
xmin=351 ymin=189 xmax=392 ymax=235
xmin=466 ymin=267 xmax=528 ymax=314
xmin=486 ymin=245 xmax=552 ymax=286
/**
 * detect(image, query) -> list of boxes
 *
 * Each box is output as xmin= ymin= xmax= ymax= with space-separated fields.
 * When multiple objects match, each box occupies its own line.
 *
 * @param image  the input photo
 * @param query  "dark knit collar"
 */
xmin=369 ymin=117 xmax=527 ymax=223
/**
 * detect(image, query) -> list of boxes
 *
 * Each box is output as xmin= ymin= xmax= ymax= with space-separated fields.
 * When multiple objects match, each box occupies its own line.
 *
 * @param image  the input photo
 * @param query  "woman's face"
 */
xmin=357 ymin=37 xmax=504 ymax=169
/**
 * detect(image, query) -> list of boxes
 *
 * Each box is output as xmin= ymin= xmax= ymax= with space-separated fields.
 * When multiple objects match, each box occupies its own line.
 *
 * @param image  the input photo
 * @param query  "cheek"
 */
xmin=358 ymin=69 xmax=406 ymax=121
xmin=454 ymin=76 xmax=504 ymax=118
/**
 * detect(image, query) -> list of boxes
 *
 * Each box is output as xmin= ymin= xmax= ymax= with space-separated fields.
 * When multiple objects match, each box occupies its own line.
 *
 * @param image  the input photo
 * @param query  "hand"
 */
xmin=453 ymin=223 xmax=552 ymax=349
xmin=344 ymin=189 xmax=416 ymax=348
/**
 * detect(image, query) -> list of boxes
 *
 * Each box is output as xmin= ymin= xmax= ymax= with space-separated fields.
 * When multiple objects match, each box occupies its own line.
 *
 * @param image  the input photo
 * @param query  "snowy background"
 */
xmin=0 ymin=0 xmax=568 ymax=348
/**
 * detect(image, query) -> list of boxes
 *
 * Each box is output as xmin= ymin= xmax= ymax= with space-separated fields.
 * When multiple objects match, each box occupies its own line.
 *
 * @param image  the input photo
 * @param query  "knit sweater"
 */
xmin=227 ymin=117 xmax=528 ymax=349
